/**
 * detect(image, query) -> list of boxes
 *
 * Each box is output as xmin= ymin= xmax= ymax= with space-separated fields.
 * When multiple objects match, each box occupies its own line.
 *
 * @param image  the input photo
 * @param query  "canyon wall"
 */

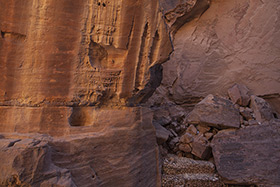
xmin=0 ymin=0 xmax=280 ymax=186
xmin=0 ymin=0 xmax=209 ymax=186
xmin=153 ymin=0 xmax=280 ymax=112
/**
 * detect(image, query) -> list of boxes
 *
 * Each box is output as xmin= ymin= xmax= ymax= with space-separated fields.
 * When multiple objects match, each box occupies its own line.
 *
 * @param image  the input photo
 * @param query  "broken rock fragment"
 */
xmin=187 ymin=94 xmax=240 ymax=129
xmin=154 ymin=122 xmax=171 ymax=144
xmin=197 ymin=125 xmax=211 ymax=134
xmin=191 ymin=135 xmax=211 ymax=160
xmin=179 ymin=132 xmax=194 ymax=144
xmin=228 ymin=84 xmax=251 ymax=106
xmin=186 ymin=124 xmax=198 ymax=135
xmin=250 ymin=95 xmax=274 ymax=123
xmin=178 ymin=143 xmax=192 ymax=153
xmin=204 ymin=132 xmax=213 ymax=140
xmin=239 ymin=107 xmax=254 ymax=121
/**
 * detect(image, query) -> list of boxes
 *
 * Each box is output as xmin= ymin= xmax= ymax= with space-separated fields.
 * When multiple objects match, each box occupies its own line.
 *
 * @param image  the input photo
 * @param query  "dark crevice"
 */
xmin=0 ymin=30 xmax=26 ymax=41
xmin=7 ymin=139 xmax=21 ymax=147
xmin=149 ymin=30 xmax=160 ymax=65
xmin=134 ymin=23 xmax=149 ymax=91
xmin=128 ymin=64 xmax=163 ymax=106
xmin=88 ymin=41 xmax=108 ymax=68
xmin=126 ymin=16 xmax=135 ymax=49
xmin=1 ymin=30 xmax=4 ymax=38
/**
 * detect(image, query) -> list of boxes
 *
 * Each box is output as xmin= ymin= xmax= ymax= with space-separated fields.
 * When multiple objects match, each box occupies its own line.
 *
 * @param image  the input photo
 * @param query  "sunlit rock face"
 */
xmin=156 ymin=0 xmax=280 ymax=112
xmin=0 ymin=0 xmax=209 ymax=186
xmin=0 ymin=0 xmax=176 ymax=135
xmin=0 ymin=0 xmax=172 ymax=108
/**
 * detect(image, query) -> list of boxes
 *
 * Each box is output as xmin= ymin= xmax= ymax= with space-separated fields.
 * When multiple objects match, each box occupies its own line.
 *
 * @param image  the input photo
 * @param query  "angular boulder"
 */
xmin=154 ymin=122 xmax=171 ymax=144
xmin=250 ymin=95 xmax=274 ymax=123
xmin=239 ymin=107 xmax=254 ymax=121
xmin=191 ymin=135 xmax=211 ymax=160
xmin=179 ymin=132 xmax=194 ymax=144
xmin=187 ymin=94 xmax=240 ymax=129
xmin=228 ymin=84 xmax=251 ymax=107
xmin=211 ymin=121 xmax=280 ymax=186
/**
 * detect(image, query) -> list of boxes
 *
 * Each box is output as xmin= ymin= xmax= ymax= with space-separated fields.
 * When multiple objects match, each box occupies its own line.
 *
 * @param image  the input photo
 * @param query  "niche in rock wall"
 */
xmin=88 ymin=41 xmax=108 ymax=68
xmin=68 ymin=107 xmax=94 ymax=126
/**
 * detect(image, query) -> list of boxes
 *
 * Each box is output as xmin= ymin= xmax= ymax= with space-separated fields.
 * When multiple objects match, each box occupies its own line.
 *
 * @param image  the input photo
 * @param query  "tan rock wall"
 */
xmin=0 ymin=0 xmax=172 ymax=107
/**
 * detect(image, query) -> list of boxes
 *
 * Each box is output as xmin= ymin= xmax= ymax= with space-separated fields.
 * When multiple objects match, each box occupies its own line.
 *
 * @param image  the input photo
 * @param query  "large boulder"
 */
xmin=187 ymin=94 xmax=240 ymax=129
xmin=211 ymin=120 xmax=280 ymax=186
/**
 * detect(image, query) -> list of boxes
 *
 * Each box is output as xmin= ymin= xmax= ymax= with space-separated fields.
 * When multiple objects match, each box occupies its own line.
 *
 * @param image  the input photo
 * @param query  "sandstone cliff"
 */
xmin=0 ymin=0 xmax=280 ymax=186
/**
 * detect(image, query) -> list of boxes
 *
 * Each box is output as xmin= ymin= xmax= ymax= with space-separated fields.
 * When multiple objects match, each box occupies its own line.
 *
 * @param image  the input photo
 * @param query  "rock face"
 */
xmin=0 ymin=1 xmax=210 ymax=186
xmin=0 ymin=0 xmax=173 ymax=107
xmin=156 ymin=0 xmax=280 ymax=112
xmin=159 ymin=0 xmax=210 ymax=36
xmin=1 ymin=0 xmax=280 ymax=186
xmin=211 ymin=121 xmax=280 ymax=186
xmin=187 ymin=94 xmax=240 ymax=129
xmin=0 ymin=108 xmax=160 ymax=187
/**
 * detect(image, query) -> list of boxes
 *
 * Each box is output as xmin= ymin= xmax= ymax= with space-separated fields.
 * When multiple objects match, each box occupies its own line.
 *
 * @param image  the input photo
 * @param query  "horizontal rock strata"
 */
xmin=0 ymin=108 xmax=159 ymax=187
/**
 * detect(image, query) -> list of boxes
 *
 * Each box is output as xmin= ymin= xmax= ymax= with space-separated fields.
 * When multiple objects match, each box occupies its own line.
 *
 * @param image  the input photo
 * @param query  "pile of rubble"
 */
xmin=153 ymin=84 xmax=279 ymax=160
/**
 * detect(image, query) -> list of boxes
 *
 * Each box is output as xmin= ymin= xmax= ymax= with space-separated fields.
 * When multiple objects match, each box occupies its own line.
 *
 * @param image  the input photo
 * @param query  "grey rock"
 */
xmin=154 ymin=122 xmax=172 ymax=144
xmin=169 ymin=137 xmax=179 ymax=149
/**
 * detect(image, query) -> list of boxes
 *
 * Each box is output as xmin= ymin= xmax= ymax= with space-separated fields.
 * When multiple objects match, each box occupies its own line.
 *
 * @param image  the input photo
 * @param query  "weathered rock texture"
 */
xmin=0 ymin=0 xmax=210 ymax=186
xmin=154 ymin=0 xmax=280 ymax=112
xmin=212 ymin=120 xmax=280 ymax=186
xmin=0 ymin=0 xmax=173 ymax=107
xmin=1 ymin=0 xmax=280 ymax=186
xmin=187 ymin=94 xmax=240 ymax=129
xmin=0 ymin=108 xmax=160 ymax=187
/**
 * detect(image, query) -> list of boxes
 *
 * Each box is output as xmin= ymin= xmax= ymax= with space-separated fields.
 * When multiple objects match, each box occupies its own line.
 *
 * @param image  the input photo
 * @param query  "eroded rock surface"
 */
xmin=187 ymin=94 xmax=240 ymax=129
xmin=154 ymin=0 xmax=280 ymax=112
xmin=0 ymin=108 xmax=159 ymax=187
xmin=212 ymin=121 xmax=280 ymax=186
xmin=1 ymin=0 xmax=280 ymax=186
xmin=0 ymin=0 xmax=174 ymax=108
